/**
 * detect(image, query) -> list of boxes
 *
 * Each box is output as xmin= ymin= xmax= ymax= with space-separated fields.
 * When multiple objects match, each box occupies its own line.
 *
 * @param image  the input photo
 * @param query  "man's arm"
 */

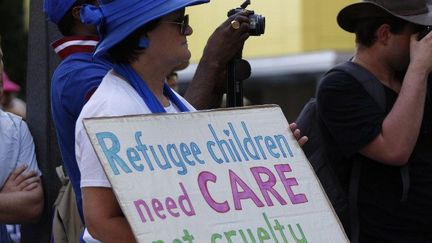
xmin=360 ymin=33 xmax=432 ymax=165
xmin=0 ymin=117 xmax=44 ymax=223
xmin=0 ymin=181 xmax=43 ymax=223
xmin=83 ymin=187 xmax=136 ymax=243
xmin=1 ymin=165 xmax=40 ymax=193
xmin=185 ymin=11 xmax=251 ymax=109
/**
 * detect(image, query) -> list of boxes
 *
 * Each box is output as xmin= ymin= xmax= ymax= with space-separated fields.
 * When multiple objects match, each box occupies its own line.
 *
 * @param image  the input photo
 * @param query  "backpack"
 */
xmin=296 ymin=61 xmax=410 ymax=243
xmin=52 ymin=166 xmax=84 ymax=243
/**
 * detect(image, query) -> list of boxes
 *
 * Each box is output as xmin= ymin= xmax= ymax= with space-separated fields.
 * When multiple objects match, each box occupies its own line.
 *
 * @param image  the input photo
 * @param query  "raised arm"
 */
xmin=185 ymin=11 xmax=251 ymax=109
xmin=360 ymin=33 xmax=432 ymax=165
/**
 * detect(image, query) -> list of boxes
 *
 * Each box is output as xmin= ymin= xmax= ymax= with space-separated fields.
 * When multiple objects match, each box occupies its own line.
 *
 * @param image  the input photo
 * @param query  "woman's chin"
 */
xmin=182 ymin=51 xmax=192 ymax=63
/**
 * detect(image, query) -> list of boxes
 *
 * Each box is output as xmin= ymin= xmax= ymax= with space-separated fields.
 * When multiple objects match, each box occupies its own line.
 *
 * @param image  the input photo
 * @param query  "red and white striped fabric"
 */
xmin=52 ymin=36 xmax=99 ymax=60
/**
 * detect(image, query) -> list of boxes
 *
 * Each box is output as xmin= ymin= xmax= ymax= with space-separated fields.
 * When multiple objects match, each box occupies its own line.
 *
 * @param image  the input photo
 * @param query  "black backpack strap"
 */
xmin=327 ymin=61 xmax=386 ymax=110
xmin=400 ymin=166 xmax=410 ymax=202
xmin=348 ymin=158 xmax=362 ymax=243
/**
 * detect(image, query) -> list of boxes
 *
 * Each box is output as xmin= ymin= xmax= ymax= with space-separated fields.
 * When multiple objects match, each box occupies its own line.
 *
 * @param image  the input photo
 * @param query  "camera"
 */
xmin=418 ymin=26 xmax=432 ymax=40
xmin=228 ymin=0 xmax=265 ymax=36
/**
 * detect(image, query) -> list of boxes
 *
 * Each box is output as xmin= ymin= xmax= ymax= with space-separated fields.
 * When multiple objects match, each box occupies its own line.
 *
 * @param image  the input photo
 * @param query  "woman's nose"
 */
xmin=185 ymin=25 xmax=193 ymax=36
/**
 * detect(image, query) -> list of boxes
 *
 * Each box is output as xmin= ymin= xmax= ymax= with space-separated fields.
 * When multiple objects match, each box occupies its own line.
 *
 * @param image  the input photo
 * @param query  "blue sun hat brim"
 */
xmin=43 ymin=0 xmax=77 ymax=24
xmin=92 ymin=0 xmax=209 ymax=58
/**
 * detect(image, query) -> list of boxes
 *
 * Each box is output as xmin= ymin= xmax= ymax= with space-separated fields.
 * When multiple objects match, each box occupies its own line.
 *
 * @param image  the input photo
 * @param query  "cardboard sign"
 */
xmin=83 ymin=105 xmax=348 ymax=243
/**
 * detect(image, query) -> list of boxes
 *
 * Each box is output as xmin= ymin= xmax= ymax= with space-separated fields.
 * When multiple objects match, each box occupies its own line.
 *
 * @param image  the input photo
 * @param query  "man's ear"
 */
xmin=71 ymin=5 xmax=82 ymax=21
xmin=376 ymin=24 xmax=392 ymax=45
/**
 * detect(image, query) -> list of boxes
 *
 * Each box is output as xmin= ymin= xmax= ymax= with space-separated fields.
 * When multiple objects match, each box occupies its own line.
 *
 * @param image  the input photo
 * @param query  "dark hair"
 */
xmin=355 ymin=16 xmax=409 ymax=47
xmin=107 ymin=19 xmax=159 ymax=64
xmin=57 ymin=0 xmax=96 ymax=36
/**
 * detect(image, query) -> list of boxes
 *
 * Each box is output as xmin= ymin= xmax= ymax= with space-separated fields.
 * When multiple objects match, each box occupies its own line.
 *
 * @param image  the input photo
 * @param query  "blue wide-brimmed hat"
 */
xmin=44 ymin=0 xmax=77 ymax=24
xmin=81 ymin=0 xmax=209 ymax=57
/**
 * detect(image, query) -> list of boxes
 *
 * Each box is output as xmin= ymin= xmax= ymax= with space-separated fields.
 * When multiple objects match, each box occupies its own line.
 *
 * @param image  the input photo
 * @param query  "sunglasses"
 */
xmin=163 ymin=15 xmax=189 ymax=35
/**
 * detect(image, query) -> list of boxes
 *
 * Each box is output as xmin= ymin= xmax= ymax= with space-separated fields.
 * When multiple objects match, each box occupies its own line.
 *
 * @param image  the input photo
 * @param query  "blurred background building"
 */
xmin=178 ymin=0 xmax=356 ymax=121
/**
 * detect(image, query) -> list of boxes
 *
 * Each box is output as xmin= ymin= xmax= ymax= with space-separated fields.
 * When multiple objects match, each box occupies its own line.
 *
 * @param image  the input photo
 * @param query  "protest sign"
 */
xmin=83 ymin=105 xmax=348 ymax=243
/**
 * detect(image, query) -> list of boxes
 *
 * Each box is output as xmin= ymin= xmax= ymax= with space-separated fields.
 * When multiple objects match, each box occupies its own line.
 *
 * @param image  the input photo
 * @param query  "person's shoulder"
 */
xmin=6 ymin=98 xmax=26 ymax=119
xmin=51 ymin=57 xmax=111 ymax=103
xmin=53 ymin=56 xmax=110 ymax=80
xmin=0 ymin=110 xmax=29 ymax=138
xmin=62 ymin=52 xmax=108 ymax=65
xmin=53 ymin=54 xmax=111 ymax=81
xmin=0 ymin=110 xmax=23 ymax=127
xmin=318 ymin=67 xmax=366 ymax=96
xmin=78 ymin=71 xmax=149 ymax=119
xmin=320 ymin=69 xmax=359 ymax=87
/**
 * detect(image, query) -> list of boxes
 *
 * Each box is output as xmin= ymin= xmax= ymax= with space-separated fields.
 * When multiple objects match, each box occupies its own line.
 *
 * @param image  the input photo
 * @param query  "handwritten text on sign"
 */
xmin=84 ymin=106 xmax=348 ymax=243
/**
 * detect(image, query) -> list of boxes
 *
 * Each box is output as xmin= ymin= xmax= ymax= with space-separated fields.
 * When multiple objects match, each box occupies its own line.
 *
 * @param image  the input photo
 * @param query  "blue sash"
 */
xmin=112 ymin=63 xmax=190 ymax=113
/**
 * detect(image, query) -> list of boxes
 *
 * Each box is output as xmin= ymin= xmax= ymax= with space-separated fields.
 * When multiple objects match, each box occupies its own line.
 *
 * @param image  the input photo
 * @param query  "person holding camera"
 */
xmin=44 ymin=0 xmax=252 ymax=225
xmin=316 ymin=0 xmax=432 ymax=242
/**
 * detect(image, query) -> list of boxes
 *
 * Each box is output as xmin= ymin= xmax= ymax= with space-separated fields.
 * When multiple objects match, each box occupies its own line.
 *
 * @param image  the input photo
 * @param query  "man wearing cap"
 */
xmin=45 ymin=0 xmax=112 ymax=224
xmin=317 ymin=0 xmax=432 ymax=242
xmin=44 ymin=0 xmax=251 ymax=226
xmin=0 ymin=46 xmax=44 ymax=242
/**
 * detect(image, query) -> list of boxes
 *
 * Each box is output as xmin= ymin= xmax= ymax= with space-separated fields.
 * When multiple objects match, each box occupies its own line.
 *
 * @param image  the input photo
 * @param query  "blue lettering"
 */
xmin=208 ymin=124 xmax=236 ymax=162
xmin=229 ymin=122 xmax=248 ymax=161
xmin=190 ymin=142 xmax=205 ymax=164
xmin=126 ymin=147 xmax=144 ymax=171
xmin=95 ymin=132 xmax=132 ymax=175
xmin=241 ymin=122 xmax=260 ymax=160
xmin=134 ymin=132 xmax=155 ymax=171
xmin=265 ymin=136 xmax=280 ymax=158
xmin=167 ymin=144 xmax=188 ymax=175
xmin=207 ymin=141 xmax=223 ymax=164
xmin=274 ymin=135 xmax=294 ymax=158
xmin=179 ymin=142 xmax=194 ymax=165
xmin=254 ymin=135 xmax=267 ymax=160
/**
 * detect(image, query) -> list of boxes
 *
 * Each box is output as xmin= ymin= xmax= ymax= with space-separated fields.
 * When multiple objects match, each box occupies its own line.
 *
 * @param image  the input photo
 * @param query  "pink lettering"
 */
xmin=275 ymin=164 xmax=308 ymax=204
xmin=198 ymin=171 xmax=230 ymax=213
xmin=133 ymin=182 xmax=195 ymax=223
xmin=250 ymin=166 xmax=287 ymax=206
xmin=229 ymin=169 xmax=265 ymax=210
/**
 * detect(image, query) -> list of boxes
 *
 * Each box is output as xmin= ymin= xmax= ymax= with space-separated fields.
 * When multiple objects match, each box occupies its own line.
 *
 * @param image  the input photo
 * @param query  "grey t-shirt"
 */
xmin=0 ymin=110 xmax=41 ymax=186
xmin=0 ymin=110 xmax=41 ymax=242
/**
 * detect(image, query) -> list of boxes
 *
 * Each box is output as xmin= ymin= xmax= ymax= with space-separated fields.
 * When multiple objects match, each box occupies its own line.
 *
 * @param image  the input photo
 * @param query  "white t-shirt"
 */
xmin=75 ymin=70 xmax=195 ymax=188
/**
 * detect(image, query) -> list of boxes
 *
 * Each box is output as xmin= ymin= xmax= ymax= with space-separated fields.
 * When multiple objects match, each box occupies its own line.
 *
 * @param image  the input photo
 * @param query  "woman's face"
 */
xmin=146 ymin=9 xmax=192 ymax=68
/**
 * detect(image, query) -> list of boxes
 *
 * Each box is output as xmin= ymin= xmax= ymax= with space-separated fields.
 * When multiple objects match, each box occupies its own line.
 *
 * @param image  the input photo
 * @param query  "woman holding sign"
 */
xmin=75 ymin=0 xmax=307 ymax=242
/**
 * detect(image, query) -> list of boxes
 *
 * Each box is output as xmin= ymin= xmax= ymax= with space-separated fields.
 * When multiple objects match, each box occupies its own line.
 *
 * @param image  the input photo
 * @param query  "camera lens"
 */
xmin=418 ymin=26 xmax=432 ymax=40
xmin=249 ymin=14 xmax=265 ymax=36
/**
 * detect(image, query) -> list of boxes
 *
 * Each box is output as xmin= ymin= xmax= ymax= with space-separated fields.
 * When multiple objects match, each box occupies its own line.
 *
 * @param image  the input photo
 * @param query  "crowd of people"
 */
xmin=1 ymin=0 xmax=432 ymax=242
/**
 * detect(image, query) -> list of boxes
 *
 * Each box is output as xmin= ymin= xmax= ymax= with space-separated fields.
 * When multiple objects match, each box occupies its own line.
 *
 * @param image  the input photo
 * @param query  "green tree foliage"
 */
xmin=0 ymin=0 xmax=28 ymax=96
